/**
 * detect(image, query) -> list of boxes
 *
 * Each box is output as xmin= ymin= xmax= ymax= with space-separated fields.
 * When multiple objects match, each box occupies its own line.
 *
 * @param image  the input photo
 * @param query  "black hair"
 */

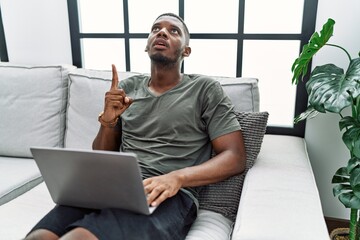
xmin=155 ymin=13 xmax=190 ymax=45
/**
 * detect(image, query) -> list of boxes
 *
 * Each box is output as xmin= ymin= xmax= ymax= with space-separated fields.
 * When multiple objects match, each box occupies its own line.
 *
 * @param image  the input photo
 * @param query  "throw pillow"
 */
xmin=198 ymin=111 xmax=269 ymax=222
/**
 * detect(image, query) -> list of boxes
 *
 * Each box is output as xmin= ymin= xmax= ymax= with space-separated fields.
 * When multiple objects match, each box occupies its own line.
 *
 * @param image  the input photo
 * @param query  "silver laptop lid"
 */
xmin=30 ymin=147 xmax=156 ymax=215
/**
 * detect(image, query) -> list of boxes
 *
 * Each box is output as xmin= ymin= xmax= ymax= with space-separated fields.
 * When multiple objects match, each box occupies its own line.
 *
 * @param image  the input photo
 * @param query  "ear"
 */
xmin=182 ymin=46 xmax=191 ymax=57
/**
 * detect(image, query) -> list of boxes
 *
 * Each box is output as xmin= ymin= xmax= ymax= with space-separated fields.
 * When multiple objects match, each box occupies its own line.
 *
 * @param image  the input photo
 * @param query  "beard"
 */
xmin=149 ymin=48 xmax=182 ymax=68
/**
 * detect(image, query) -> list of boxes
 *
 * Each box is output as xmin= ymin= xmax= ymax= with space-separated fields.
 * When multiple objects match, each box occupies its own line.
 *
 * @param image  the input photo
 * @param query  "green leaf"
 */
xmin=294 ymin=106 xmax=319 ymax=124
xmin=347 ymin=157 xmax=360 ymax=173
xmin=333 ymin=184 xmax=352 ymax=196
xmin=332 ymin=167 xmax=360 ymax=208
xmin=354 ymin=140 xmax=360 ymax=158
xmin=352 ymin=184 xmax=360 ymax=199
xmin=332 ymin=175 xmax=350 ymax=184
xmin=332 ymin=167 xmax=350 ymax=183
xmin=336 ymin=166 xmax=350 ymax=175
xmin=291 ymin=18 xmax=335 ymax=84
xmin=338 ymin=192 xmax=360 ymax=208
xmin=355 ymin=95 xmax=360 ymax=122
xmin=339 ymin=116 xmax=357 ymax=131
xmin=342 ymin=126 xmax=360 ymax=153
xmin=306 ymin=58 xmax=360 ymax=113
xmin=350 ymin=168 xmax=360 ymax=188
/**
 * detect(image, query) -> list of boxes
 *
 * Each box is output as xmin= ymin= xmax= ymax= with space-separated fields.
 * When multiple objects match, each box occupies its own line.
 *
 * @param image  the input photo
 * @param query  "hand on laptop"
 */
xmin=143 ymin=172 xmax=183 ymax=207
xmin=101 ymin=64 xmax=133 ymax=123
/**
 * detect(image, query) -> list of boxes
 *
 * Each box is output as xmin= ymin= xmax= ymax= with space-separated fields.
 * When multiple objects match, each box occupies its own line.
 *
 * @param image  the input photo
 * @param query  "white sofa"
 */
xmin=0 ymin=63 xmax=330 ymax=240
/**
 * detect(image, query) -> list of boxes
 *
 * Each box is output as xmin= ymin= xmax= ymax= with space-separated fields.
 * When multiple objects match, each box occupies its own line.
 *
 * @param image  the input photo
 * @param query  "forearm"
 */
xmin=170 ymin=130 xmax=246 ymax=188
xmin=144 ymin=149 xmax=244 ymax=207
xmin=171 ymin=149 xmax=245 ymax=188
xmin=92 ymin=123 xmax=122 ymax=151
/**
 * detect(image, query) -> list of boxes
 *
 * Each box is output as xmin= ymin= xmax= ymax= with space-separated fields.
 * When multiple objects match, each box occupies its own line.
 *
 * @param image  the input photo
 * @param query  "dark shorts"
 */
xmin=28 ymin=191 xmax=197 ymax=240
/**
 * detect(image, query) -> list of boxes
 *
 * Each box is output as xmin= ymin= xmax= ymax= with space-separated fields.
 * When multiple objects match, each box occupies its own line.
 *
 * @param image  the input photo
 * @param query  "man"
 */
xmin=26 ymin=13 xmax=245 ymax=240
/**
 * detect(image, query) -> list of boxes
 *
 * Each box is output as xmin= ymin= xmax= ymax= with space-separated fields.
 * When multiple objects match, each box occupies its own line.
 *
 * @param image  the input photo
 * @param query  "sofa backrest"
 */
xmin=64 ymin=69 xmax=260 ymax=149
xmin=0 ymin=63 xmax=259 ymax=157
xmin=0 ymin=63 xmax=76 ymax=158
xmin=211 ymin=76 xmax=259 ymax=112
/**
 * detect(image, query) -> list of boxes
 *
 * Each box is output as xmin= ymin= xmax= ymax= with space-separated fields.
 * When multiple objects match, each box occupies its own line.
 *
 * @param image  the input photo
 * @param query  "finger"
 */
xmin=143 ymin=179 xmax=153 ymax=194
xmin=110 ymin=64 xmax=119 ymax=90
xmin=105 ymin=95 xmax=125 ymax=108
xmin=105 ymin=93 xmax=124 ymax=100
xmin=145 ymin=184 xmax=166 ymax=205
xmin=143 ymin=178 xmax=152 ymax=186
xmin=151 ymin=190 xmax=171 ymax=207
xmin=106 ymin=88 xmax=126 ymax=97
xmin=146 ymin=186 xmax=163 ymax=205
xmin=110 ymin=102 xmax=124 ymax=110
xmin=124 ymin=96 xmax=131 ymax=104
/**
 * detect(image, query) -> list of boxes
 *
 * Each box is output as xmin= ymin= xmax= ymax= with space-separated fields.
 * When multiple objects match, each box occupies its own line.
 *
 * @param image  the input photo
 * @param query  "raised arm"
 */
xmin=92 ymin=64 xmax=133 ymax=151
xmin=144 ymin=130 xmax=246 ymax=207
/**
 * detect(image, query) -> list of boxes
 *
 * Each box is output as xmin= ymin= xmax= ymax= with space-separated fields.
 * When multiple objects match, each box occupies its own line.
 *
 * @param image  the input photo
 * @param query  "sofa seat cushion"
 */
xmin=0 ymin=182 xmax=54 ymax=239
xmin=0 ymin=63 xmax=76 ymax=158
xmin=0 ymin=182 xmax=233 ymax=240
xmin=0 ymin=157 xmax=42 ymax=205
xmin=232 ymin=134 xmax=329 ymax=240
xmin=185 ymin=209 xmax=232 ymax=240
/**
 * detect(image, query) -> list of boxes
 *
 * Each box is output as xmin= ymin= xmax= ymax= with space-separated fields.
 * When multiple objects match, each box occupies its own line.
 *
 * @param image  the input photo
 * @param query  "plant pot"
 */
xmin=330 ymin=228 xmax=349 ymax=240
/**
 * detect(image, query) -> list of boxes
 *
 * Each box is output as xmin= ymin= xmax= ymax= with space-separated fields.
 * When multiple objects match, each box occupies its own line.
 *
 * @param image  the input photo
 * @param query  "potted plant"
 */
xmin=291 ymin=18 xmax=360 ymax=239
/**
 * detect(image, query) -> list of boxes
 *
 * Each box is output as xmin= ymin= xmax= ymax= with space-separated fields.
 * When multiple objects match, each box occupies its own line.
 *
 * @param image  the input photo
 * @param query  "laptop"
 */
xmin=30 ymin=147 xmax=156 ymax=215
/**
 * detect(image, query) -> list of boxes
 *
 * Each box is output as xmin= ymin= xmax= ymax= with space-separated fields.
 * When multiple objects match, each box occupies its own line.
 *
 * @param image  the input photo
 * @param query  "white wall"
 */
xmin=306 ymin=0 xmax=360 ymax=220
xmin=1 ymin=0 xmax=359 ymax=220
xmin=0 ymin=0 xmax=72 ymax=64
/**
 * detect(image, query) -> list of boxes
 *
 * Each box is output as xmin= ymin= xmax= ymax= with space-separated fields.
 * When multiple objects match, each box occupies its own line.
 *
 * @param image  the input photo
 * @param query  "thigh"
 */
xmin=28 ymin=205 xmax=99 ymax=237
xmin=71 ymin=191 xmax=197 ymax=240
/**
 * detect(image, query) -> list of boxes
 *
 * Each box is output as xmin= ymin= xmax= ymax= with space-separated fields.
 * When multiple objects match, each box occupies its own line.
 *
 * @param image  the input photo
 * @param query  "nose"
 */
xmin=156 ymin=27 xmax=169 ymax=38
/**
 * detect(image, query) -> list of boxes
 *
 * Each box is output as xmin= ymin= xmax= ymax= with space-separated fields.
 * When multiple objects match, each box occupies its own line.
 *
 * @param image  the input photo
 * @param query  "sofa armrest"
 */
xmin=231 ymin=135 xmax=329 ymax=240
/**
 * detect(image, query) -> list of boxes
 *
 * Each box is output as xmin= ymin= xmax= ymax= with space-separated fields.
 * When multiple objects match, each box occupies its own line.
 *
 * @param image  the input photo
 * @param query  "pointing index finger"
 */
xmin=111 ymin=64 xmax=119 ymax=90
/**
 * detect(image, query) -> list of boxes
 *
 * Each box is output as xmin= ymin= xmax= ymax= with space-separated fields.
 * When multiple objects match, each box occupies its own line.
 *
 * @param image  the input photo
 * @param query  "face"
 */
xmin=146 ymin=16 xmax=191 ymax=65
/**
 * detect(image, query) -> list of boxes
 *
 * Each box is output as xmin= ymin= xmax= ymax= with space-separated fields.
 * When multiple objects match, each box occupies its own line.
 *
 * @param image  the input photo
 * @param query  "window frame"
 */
xmin=67 ymin=0 xmax=318 ymax=137
xmin=0 ymin=4 xmax=9 ymax=62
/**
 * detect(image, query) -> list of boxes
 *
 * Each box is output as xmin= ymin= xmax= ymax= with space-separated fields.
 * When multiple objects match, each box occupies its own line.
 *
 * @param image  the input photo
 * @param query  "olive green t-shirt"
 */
xmin=119 ymin=74 xmax=241 ymax=207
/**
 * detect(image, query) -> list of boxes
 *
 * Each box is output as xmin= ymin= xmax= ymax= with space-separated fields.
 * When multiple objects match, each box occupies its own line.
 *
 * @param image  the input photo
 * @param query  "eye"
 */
xmin=171 ymin=28 xmax=179 ymax=34
xmin=152 ymin=27 xmax=160 ymax=32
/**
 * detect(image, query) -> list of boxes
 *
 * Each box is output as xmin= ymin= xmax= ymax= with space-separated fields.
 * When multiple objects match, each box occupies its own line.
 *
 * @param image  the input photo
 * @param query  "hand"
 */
xmin=102 ymin=64 xmax=133 ymax=122
xmin=143 ymin=173 xmax=183 ymax=207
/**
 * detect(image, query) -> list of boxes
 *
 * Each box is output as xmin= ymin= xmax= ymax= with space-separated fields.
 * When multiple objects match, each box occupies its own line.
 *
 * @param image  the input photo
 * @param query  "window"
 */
xmin=67 ymin=0 xmax=318 ymax=137
xmin=0 ymin=4 xmax=8 ymax=62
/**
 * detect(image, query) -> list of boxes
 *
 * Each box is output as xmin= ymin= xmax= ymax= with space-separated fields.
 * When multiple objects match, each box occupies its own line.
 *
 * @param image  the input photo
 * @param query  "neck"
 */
xmin=148 ymin=63 xmax=182 ymax=95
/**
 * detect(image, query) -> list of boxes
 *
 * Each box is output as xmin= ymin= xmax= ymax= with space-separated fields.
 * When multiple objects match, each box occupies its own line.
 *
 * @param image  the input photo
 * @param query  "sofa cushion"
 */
xmin=0 ymin=182 xmax=55 ymax=239
xmin=232 ymin=135 xmax=330 ymax=240
xmin=198 ymin=111 xmax=269 ymax=221
xmin=0 ymin=182 xmax=232 ymax=240
xmin=65 ymin=69 xmax=140 ymax=149
xmin=65 ymin=71 xmax=259 ymax=149
xmin=0 ymin=63 xmax=76 ymax=158
xmin=185 ymin=209 xmax=232 ymax=240
xmin=0 ymin=157 xmax=42 ymax=205
xmin=214 ymin=77 xmax=259 ymax=112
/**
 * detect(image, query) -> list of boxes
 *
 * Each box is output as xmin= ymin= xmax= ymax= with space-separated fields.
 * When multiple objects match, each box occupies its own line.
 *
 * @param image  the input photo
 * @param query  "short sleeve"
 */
xmin=201 ymin=80 xmax=241 ymax=140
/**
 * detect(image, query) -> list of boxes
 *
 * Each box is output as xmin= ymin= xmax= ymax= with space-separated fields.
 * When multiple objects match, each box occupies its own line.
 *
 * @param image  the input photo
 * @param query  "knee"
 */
xmin=25 ymin=229 xmax=59 ymax=240
xmin=60 ymin=227 xmax=98 ymax=240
